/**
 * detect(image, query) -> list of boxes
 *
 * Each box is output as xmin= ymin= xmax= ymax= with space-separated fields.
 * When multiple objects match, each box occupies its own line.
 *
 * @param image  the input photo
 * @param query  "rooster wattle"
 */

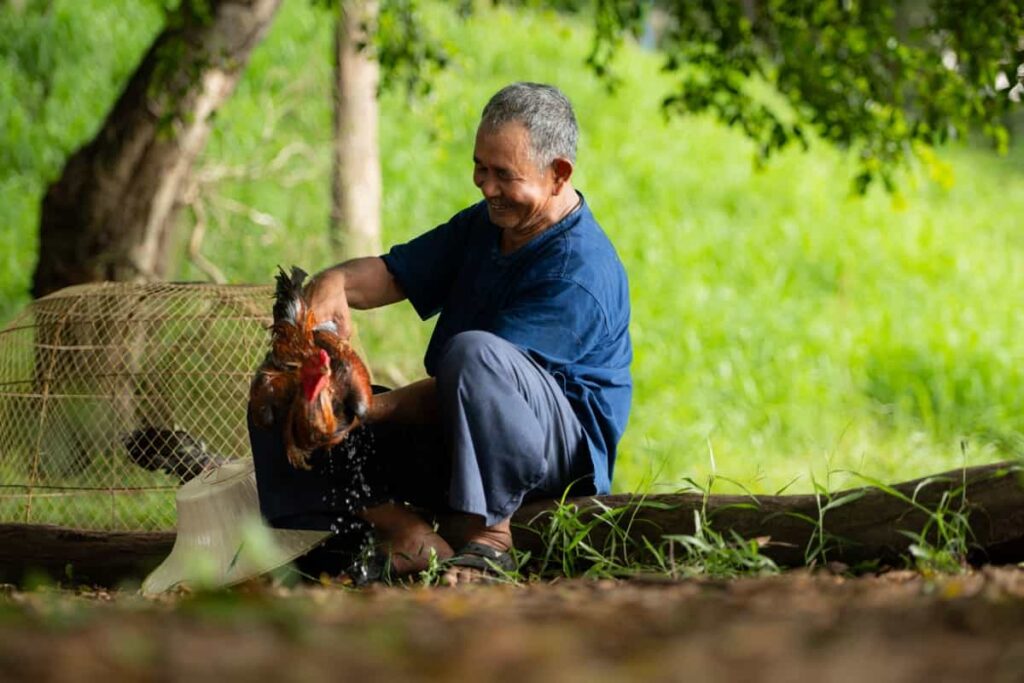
xmin=249 ymin=266 xmax=373 ymax=470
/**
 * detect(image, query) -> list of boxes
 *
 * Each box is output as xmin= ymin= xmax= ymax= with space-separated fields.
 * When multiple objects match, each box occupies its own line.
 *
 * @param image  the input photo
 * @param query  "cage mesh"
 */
xmin=0 ymin=282 xmax=274 ymax=531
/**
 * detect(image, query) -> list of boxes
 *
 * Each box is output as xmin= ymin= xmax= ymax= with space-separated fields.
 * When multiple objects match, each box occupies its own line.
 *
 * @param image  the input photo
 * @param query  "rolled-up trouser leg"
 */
xmin=436 ymin=330 xmax=592 ymax=526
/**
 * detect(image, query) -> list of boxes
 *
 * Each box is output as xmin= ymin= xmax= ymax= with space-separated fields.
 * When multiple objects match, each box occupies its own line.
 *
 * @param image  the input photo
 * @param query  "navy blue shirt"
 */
xmin=380 ymin=195 xmax=632 ymax=493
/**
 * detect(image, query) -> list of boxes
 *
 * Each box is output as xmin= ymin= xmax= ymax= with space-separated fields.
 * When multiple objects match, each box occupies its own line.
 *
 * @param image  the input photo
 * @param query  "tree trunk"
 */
xmin=329 ymin=0 xmax=382 ymax=261
xmin=31 ymin=0 xmax=282 ymax=298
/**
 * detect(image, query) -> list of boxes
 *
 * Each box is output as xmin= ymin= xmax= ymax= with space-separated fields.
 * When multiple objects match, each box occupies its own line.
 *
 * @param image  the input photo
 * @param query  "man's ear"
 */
xmin=550 ymin=157 xmax=574 ymax=194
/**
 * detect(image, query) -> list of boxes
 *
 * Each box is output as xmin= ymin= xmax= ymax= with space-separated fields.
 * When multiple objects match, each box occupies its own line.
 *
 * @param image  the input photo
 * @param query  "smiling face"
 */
xmin=472 ymin=122 xmax=574 ymax=250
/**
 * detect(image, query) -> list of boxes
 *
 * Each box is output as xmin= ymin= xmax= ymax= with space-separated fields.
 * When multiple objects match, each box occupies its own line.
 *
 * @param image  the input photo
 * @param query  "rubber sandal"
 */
xmin=344 ymin=552 xmax=393 ymax=586
xmin=448 ymin=541 xmax=517 ymax=580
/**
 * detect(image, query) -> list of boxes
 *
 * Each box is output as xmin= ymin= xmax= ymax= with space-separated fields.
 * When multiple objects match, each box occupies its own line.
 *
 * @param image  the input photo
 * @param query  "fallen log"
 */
xmin=0 ymin=524 xmax=173 ymax=587
xmin=513 ymin=461 xmax=1024 ymax=569
xmin=0 ymin=462 xmax=1020 ymax=585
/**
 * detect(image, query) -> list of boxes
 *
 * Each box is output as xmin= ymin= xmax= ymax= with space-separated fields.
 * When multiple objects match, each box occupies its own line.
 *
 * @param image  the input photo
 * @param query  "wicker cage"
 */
xmin=0 ymin=282 xmax=275 ymax=531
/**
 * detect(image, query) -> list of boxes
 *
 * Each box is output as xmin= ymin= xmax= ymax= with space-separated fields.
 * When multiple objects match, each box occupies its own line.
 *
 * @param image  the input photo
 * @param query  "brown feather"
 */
xmin=249 ymin=365 xmax=296 ymax=429
xmin=313 ymin=329 xmax=373 ymax=418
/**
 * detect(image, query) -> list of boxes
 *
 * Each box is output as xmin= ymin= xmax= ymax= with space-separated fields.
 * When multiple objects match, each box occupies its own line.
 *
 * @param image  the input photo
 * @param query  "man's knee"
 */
xmin=436 ymin=330 xmax=510 ymax=388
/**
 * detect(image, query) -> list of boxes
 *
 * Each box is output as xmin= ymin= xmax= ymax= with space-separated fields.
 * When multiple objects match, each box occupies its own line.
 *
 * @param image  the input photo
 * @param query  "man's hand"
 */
xmin=304 ymin=268 xmax=354 ymax=339
xmin=365 ymin=378 xmax=438 ymax=425
xmin=304 ymin=257 xmax=407 ymax=338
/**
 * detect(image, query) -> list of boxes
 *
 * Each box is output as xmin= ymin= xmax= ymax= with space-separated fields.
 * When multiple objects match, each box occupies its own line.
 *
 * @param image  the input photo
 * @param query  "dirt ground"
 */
xmin=0 ymin=567 xmax=1023 ymax=682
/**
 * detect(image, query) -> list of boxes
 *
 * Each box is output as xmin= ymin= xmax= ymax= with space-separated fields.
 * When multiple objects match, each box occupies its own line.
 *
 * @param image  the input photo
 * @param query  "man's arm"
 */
xmin=306 ymin=258 xmax=438 ymax=425
xmin=305 ymin=256 xmax=405 ymax=338
xmin=365 ymin=377 xmax=438 ymax=425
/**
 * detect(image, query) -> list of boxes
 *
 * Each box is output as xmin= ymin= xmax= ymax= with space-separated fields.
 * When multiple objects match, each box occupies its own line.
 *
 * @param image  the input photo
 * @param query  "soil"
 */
xmin=1 ymin=567 xmax=1023 ymax=682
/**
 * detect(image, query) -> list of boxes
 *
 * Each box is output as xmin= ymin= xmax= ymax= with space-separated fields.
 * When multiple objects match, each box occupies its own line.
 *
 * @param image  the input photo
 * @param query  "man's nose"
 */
xmin=478 ymin=175 xmax=499 ymax=198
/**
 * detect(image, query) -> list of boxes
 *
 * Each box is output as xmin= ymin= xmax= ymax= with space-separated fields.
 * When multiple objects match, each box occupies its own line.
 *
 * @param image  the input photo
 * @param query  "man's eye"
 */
xmin=497 ymin=170 xmax=512 ymax=180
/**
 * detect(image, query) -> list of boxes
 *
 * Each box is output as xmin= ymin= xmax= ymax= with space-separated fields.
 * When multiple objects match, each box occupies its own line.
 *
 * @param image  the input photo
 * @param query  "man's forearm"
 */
xmin=305 ymin=256 xmax=405 ymax=338
xmin=310 ymin=257 xmax=405 ymax=311
xmin=365 ymin=377 xmax=438 ymax=425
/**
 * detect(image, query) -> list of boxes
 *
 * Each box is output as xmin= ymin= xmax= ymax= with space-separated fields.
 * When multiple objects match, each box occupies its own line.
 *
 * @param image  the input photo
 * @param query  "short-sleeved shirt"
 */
xmin=380 ymin=194 xmax=632 ymax=493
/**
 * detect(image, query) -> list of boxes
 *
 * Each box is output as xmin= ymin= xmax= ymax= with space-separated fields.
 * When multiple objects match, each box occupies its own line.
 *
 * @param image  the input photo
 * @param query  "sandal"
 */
xmin=344 ymin=552 xmax=393 ymax=586
xmin=448 ymin=541 xmax=517 ymax=580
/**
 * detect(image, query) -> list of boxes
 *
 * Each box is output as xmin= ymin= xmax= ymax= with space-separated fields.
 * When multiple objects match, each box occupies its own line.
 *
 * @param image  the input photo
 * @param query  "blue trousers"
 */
xmin=249 ymin=331 xmax=594 ymax=530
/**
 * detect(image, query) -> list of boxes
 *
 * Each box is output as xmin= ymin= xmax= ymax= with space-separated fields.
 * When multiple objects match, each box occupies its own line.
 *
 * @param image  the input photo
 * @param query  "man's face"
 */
xmin=472 ymin=122 xmax=558 ymax=233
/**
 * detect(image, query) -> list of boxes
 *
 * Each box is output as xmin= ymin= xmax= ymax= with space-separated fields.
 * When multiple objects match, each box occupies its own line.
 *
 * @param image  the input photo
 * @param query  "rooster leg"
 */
xmin=287 ymin=442 xmax=313 ymax=470
xmin=324 ymin=419 xmax=360 ymax=448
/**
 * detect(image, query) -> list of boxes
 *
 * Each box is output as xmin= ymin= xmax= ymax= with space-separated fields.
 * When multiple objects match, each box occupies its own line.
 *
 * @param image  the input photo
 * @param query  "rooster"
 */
xmin=249 ymin=266 xmax=373 ymax=470
xmin=123 ymin=427 xmax=226 ymax=483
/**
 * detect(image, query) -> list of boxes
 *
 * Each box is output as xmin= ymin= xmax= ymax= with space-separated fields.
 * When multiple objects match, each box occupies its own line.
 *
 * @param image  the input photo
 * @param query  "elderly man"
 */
xmin=250 ymin=82 xmax=631 ymax=585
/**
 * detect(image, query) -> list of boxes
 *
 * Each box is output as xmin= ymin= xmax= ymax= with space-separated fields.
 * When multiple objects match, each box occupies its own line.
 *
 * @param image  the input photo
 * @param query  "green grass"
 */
xmin=851 ymin=464 xmax=978 ymax=575
xmin=2 ymin=0 xmax=1024 ymax=508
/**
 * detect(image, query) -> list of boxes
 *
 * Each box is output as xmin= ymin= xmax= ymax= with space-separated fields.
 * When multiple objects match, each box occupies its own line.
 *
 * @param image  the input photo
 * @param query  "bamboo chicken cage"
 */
xmin=0 ymin=282 xmax=275 ymax=531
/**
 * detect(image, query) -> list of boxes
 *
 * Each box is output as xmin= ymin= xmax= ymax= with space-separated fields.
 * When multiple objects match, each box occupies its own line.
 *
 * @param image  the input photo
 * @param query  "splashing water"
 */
xmin=311 ymin=426 xmax=379 ymax=578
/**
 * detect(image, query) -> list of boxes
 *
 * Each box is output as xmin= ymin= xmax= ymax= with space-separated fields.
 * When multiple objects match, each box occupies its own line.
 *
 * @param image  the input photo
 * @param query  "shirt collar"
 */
xmin=487 ymin=192 xmax=588 ymax=262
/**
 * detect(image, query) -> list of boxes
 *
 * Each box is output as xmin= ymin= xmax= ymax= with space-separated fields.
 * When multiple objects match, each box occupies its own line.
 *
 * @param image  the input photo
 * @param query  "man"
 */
xmin=250 ymin=82 xmax=631 ymax=585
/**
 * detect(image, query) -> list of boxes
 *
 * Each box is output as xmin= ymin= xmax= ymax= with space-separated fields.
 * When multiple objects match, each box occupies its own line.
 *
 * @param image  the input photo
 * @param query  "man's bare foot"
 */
xmin=359 ymin=503 xmax=453 ymax=576
xmin=442 ymin=516 xmax=513 ymax=586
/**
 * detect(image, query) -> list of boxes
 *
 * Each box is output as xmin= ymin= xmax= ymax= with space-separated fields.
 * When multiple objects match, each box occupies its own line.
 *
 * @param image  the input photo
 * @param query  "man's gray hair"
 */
xmin=480 ymin=82 xmax=578 ymax=168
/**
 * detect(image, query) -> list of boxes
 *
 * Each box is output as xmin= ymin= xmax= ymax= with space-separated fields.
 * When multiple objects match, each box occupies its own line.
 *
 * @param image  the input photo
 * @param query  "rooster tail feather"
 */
xmin=273 ymin=266 xmax=309 ymax=324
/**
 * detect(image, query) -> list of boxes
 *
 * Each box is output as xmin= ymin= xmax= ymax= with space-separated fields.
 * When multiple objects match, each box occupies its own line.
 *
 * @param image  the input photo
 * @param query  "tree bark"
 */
xmin=31 ymin=0 xmax=282 ymax=298
xmin=329 ymin=0 xmax=382 ymax=261
xmin=0 ymin=524 xmax=173 ymax=586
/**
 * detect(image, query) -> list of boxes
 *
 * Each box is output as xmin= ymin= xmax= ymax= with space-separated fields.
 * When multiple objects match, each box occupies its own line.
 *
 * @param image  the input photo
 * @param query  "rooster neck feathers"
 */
xmin=270 ymin=266 xmax=317 ymax=361
xmin=273 ymin=266 xmax=308 ymax=326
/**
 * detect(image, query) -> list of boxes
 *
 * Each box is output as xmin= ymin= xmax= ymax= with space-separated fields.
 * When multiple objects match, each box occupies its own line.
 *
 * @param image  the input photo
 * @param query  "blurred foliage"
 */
xmin=312 ymin=0 xmax=457 ymax=97
xmin=322 ymin=0 xmax=1024 ymax=187
xmin=1 ymin=0 xmax=1024 ymax=497
xmin=373 ymin=0 xmax=455 ymax=96
xmin=0 ymin=0 xmax=165 ymax=322
xmin=585 ymin=0 xmax=1024 ymax=192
